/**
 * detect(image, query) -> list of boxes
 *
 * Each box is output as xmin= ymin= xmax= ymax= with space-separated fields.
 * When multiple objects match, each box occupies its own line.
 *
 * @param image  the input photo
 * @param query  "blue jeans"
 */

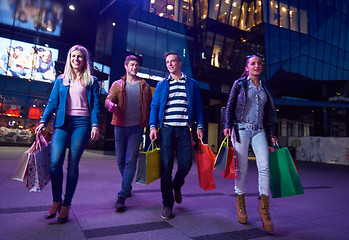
xmin=232 ymin=123 xmax=270 ymax=196
xmin=114 ymin=125 xmax=143 ymax=199
xmin=159 ymin=125 xmax=192 ymax=208
xmin=50 ymin=116 xmax=90 ymax=206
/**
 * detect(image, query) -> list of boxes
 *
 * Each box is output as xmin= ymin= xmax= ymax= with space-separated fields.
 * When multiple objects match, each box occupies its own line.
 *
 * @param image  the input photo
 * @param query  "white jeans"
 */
xmin=232 ymin=124 xmax=270 ymax=196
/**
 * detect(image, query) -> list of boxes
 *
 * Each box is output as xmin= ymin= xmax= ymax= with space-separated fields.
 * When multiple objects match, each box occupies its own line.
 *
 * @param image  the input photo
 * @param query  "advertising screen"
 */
xmin=0 ymin=37 xmax=59 ymax=83
xmin=0 ymin=0 xmax=63 ymax=36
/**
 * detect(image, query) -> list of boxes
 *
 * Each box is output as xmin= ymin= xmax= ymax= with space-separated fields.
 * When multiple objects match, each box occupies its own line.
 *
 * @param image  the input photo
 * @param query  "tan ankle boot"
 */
xmin=258 ymin=194 xmax=273 ymax=232
xmin=236 ymin=194 xmax=247 ymax=224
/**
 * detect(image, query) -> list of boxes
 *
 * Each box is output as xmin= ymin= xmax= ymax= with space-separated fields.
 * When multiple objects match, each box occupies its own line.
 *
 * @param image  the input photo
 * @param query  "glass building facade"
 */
xmin=1 ymin=0 xmax=349 ymax=149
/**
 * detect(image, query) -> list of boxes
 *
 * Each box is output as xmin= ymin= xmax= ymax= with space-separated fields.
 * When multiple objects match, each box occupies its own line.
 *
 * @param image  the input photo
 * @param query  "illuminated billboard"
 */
xmin=0 ymin=37 xmax=59 ymax=83
xmin=0 ymin=0 xmax=63 ymax=36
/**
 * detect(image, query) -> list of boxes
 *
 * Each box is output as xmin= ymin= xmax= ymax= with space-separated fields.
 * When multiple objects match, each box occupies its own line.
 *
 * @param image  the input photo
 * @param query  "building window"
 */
xmin=300 ymin=9 xmax=308 ymax=34
xmin=228 ymin=0 xmax=242 ymax=27
xmin=287 ymin=121 xmax=294 ymax=137
xmin=269 ymin=0 xmax=278 ymax=26
xmin=182 ymin=0 xmax=194 ymax=25
xmin=209 ymin=0 xmax=221 ymax=20
xmin=218 ymin=0 xmax=231 ymax=24
xmin=150 ymin=0 xmax=176 ymax=20
xmin=289 ymin=6 xmax=299 ymax=31
xmin=268 ymin=0 xmax=307 ymax=34
xmin=208 ymin=0 xmax=263 ymax=31
xmin=279 ymin=3 xmax=289 ymax=29
xmin=211 ymin=35 xmax=224 ymax=67
xmin=298 ymin=123 xmax=304 ymax=137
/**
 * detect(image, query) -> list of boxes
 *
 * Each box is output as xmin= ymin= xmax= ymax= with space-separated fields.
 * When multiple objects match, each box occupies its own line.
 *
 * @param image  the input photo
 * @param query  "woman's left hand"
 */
xmin=271 ymin=136 xmax=278 ymax=146
xmin=91 ymin=127 xmax=100 ymax=140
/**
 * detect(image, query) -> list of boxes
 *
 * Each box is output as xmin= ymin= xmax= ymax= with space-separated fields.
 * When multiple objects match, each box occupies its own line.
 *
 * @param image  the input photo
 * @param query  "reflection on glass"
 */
xmin=0 ymin=95 xmax=52 ymax=144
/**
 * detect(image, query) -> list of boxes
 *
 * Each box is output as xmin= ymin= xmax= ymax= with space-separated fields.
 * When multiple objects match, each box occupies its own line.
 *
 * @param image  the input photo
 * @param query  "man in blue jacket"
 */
xmin=149 ymin=52 xmax=204 ymax=220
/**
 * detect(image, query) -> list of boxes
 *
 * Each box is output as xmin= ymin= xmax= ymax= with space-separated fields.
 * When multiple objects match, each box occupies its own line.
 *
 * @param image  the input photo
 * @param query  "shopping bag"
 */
xmin=136 ymin=141 xmax=161 ymax=185
xmin=272 ymin=143 xmax=298 ymax=173
xmin=12 ymin=141 xmax=37 ymax=181
xmin=195 ymin=139 xmax=216 ymax=191
xmin=27 ymin=134 xmax=51 ymax=192
xmin=269 ymin=145 xmax=304 ymax=198
xmin=215 ymin=136 xmax=236 ymax=179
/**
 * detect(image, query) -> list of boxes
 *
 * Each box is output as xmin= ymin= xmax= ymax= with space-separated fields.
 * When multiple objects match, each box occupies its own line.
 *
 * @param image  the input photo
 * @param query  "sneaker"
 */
xmin=115 ymin=197 xmax=125 ymax=211
xmin=174 ymin=189 xmax=182 ymax=204
xmin=161 ymin=207 xmax=174 ymax=220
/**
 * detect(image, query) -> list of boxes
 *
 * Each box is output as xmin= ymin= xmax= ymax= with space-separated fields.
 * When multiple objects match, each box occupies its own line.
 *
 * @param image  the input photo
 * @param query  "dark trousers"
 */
xmin=159 ymin=125 xmax=192 ymax=208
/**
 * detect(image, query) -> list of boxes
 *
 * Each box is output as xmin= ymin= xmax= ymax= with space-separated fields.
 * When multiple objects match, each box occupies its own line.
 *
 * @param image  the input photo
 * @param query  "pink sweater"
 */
xmin=66 ymin=80 xmax=90 ymax=116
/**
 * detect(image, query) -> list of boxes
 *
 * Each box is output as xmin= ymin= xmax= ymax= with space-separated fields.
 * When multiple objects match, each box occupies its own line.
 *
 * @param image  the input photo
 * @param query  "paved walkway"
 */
xmin=1 ymin=146 xmax=348 ymax=240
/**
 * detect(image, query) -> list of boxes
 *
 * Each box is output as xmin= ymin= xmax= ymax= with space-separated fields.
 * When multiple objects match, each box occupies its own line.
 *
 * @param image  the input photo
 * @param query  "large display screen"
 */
xmin=0 ymin=37 xmax=59 ymax=82
xmin=0 ymin=0 xmax=63 ymax=36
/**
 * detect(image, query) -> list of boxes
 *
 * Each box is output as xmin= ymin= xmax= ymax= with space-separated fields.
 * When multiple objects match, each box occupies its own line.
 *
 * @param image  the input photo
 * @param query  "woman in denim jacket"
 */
xmin=224 ymin=55 xmax=277 ymax=232
xmin=35 ymin=45 xmax=100 ymax=224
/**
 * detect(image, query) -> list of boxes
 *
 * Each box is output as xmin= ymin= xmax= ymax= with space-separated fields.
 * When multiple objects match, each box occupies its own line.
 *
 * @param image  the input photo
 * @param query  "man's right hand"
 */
xmin=105 ymin=99 xmax=118 ymax=113
xmin=149 ymin=128 xmax=157 ymax=140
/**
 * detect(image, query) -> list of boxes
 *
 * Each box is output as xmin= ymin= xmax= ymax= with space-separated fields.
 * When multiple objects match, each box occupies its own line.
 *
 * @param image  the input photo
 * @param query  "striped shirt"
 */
xmin=163 ymin=75 xmax=188 ymax=127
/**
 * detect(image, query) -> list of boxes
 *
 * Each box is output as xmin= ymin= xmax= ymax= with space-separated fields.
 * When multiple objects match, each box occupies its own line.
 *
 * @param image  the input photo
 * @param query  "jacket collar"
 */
xmin=120 ymin=74 xmax=145 ymax=85
xmin=166 ymin=72 xmax=187 ymax=81
xmin=239 ymin=75 xmax=264 ymax=89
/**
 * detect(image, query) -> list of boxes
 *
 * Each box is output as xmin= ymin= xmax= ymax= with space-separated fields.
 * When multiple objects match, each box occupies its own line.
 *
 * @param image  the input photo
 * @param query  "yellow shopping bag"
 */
xmin=136 ymin=141 xmax=161 ymax=185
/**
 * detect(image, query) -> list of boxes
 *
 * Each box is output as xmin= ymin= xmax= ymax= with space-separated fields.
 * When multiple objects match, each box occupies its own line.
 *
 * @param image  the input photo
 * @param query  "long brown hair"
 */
xmin=63 ymin=45 xmax=93 ymax=87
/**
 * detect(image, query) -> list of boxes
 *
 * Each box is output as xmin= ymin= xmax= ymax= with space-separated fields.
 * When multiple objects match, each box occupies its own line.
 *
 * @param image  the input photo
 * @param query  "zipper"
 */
xmin=240 ymin=82 xmax=247 ymax=122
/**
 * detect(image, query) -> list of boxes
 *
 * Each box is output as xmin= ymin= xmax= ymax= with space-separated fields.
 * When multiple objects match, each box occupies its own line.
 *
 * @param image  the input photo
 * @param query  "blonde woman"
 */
xmin=35 ymin=45 xmax=100 ymax=223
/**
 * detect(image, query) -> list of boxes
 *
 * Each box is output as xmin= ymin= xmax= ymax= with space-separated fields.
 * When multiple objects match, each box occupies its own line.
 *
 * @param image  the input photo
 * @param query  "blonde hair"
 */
xmin=63 ymin=45 xmax=93 ymax=87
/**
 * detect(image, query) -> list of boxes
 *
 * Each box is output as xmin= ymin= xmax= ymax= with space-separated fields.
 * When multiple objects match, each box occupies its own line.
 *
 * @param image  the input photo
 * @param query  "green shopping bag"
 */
xmin=269 ymin=145 xmax=304 ymax=198
xmin=136 ymin=141 xmax=161 ymax=185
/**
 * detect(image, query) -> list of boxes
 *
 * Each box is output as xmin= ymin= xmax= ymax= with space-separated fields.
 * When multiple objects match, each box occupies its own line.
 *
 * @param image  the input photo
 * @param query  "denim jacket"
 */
xmin=149 ymin=75 xmax=204 ymax=130
xmin=225 ymin=76 xmax=277 ymax=142
xmin=40 ymin=75 xmax=100 ymax=129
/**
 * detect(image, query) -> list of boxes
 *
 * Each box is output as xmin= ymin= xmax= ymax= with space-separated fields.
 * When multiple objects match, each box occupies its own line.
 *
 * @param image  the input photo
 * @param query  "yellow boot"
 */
xmin=258 ymin=194 xmax=274 ymax=232
xmin=236 ymin=194 xmax=247 ymax=224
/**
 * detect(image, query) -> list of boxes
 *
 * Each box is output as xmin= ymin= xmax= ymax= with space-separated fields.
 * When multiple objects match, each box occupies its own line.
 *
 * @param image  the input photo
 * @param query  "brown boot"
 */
xmin=258 ymin=194 xmax=274 ymax=232
xmin=236 ymin=194 xmax=247 ymax=224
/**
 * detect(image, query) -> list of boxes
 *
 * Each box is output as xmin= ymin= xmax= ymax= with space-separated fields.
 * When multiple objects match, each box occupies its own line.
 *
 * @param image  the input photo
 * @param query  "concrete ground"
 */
xmin=0 ymin=146 xmax=348 ymax=240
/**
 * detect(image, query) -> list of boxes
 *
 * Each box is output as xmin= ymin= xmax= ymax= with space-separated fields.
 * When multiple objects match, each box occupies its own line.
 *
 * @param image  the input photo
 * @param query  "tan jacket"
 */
xmin=105 ymin=75 xmax=152 ymax=127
